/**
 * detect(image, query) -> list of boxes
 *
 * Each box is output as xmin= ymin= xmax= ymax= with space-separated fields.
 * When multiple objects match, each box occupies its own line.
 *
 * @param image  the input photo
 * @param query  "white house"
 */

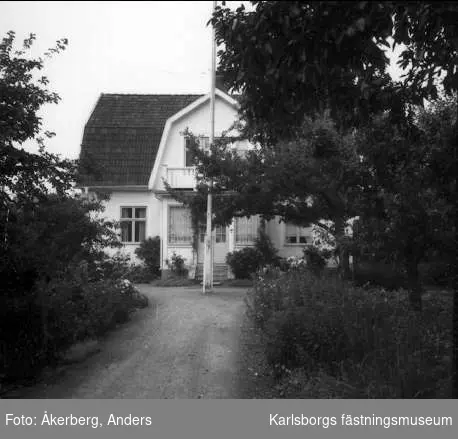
xmin=79 ymin=89 xmax=313 ymax=279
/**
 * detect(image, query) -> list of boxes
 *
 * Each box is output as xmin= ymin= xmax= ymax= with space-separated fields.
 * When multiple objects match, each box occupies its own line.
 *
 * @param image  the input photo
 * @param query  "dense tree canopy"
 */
xmin=213 ymin=1 xmax=396 ymax=143
xmin=213 ymin=1 xmax=458 ymax=137
xmin=0 ymin=31 xmax=75 ymax=205
xmin=0 ymin=31 xmax=123 ymax=380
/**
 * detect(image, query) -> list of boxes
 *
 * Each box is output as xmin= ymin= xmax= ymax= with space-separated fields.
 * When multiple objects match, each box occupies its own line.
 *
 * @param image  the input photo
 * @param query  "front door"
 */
xmin=198 ymin=223 xmax=228 ymax=263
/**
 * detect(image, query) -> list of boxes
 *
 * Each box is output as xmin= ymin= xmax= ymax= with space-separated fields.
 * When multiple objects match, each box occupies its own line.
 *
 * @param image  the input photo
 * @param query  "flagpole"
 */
xmin=203 ymin=0 xmax=217 ymax=294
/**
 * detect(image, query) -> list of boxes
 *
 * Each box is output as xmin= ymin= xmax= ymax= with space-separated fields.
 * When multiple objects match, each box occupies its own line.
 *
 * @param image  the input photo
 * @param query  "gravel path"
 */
xmin=8 ymin=286 xmax=249 ymax=399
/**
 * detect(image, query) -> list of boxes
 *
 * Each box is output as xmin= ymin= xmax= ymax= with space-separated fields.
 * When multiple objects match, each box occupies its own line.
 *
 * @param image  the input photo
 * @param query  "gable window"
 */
xmin=235 ymin=216 xmax=259 ymax=245
xmin=285 ymin=223 xmax=312 ymax=245
xmin=121 ymin=207 xmax=146 ymax=243
xmin=169 ymin=206 xmax=192 ymax=244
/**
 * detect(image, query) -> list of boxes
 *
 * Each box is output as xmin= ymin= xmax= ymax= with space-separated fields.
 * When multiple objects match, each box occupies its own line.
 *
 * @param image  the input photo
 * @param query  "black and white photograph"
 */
xmin=1 ymin=0 xmax=457 ymax=403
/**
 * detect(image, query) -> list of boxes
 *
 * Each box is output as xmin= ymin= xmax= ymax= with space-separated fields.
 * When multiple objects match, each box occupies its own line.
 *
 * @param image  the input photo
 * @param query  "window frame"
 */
xmin=168 ymin=205 xmax=193 ymax=246
xmin=235 ymin=216 xmax=259 ymax=246
xmin=120 ymin=206 xmax=147 ymax=244
xmin=284 ymin=223 xmax=312 ymax=246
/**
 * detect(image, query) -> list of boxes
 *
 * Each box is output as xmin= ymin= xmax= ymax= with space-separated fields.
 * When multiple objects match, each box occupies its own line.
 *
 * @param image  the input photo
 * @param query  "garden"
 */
xmin=225 ymin=228 xmax=453 ymax=398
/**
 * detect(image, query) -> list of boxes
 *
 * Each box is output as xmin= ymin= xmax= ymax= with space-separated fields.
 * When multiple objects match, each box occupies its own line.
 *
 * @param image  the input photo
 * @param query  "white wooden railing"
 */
xmin=163 ymin=166 xmax=196 ymax=189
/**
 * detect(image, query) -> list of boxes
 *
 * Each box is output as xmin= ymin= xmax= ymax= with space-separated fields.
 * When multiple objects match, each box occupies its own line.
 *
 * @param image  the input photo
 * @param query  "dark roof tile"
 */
xmin=79 ymin=93 xmax=202 ymax=186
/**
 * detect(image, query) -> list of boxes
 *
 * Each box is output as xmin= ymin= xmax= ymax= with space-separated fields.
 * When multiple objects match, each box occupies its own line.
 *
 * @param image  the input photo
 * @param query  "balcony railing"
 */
xmin=163 ymin=166 xmax=196 ymax=189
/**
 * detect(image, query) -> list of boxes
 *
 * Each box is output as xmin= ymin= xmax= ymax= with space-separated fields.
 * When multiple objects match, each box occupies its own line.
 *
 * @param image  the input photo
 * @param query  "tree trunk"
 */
xmin=406 ymin=258 xmax=422 ymax=312
xmin=334 ymin=217 xmax=350 ymax=279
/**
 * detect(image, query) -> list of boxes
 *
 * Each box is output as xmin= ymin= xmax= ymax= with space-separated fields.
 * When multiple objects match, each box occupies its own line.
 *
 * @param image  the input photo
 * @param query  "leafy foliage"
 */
xmin=166 ymin=252 xmax=187 ymax=277
xmin=393 ymin=2 xmax=458 ymax=99
xmin=0 ymin=194 xmax=149 ymax=381
xmin=302 ymin=245 xmax=329 ymax=276
xmin=254 ymin=226 xmax=280 ymax=267
xmin=135 ymin=236 xmax=161 ymax=278
xmin=226 ymin=247 xmax=262 ymax=279
xmin=246 ymin=268 xmax=452 ymax=397
xmin=0 ymin=31 xmax=150 ymax=384
xmin=353 ymin=97 xmax=456 ymax=309
xmin=177 ymin=115 xmax=360 ymax=278
xmin=212 ymin=1 xmax=395 ymax=143
xmin=0 ymin=31 xmax=76 ymax=206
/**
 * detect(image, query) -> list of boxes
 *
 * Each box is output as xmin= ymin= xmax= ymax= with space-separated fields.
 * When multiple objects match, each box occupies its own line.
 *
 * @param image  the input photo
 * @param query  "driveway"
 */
xmin=7 ymin=286 xmax=248 ymax=399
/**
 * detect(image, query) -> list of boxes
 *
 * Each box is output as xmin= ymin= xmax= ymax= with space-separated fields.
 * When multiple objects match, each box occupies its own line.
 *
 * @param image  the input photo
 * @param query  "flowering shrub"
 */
xmin=166 ymin=252 xmax=187 ymax=277
xmin=96 ymin=252 xmax=157 ymax=283
xmin=286 ymin=256 xmax=307 ymax=269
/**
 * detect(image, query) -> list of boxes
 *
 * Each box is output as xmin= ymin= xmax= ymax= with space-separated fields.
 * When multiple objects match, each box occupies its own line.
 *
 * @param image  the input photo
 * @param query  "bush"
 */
xmin=96 ymin=252 xmax=157 ymax=283
xmin=353 ymin=262 xmax=407 ymax=290
xmin=277 ymin=257 xmax=292 ymax=272
xmin=247 ymin=267 xmax=452 ymax=397
xmin=0 ymin=257 xmax=149 ymax=383
xmin=303 ymin=245 xmax=329 ymax=276
xmin=135 ymin=236 xmax=161 ymax=278
xmin=419 ymin=260 xmax=453 ymax=287
xmin=254 ymin=228 xmax=280 ymax=267
xmin=226 ymin=247 xmax=262 ymax=279
xmin=166 ymin=252 xmax=188 ymax=277
xmin=126 ymin=264 xmax=158 ymax=283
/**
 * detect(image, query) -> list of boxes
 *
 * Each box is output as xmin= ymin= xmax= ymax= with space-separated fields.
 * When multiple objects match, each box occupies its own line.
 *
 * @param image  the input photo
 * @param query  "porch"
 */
xmin=161 ymin=200 xmax=261 ymax=280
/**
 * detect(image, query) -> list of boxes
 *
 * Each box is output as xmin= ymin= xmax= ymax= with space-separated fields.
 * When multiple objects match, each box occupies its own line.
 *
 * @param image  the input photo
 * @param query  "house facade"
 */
xmin=79 ymin=89 xmax=314 ymax=279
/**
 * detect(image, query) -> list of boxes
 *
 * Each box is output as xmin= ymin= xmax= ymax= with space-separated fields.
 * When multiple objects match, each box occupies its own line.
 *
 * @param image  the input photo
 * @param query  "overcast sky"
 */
xmin=1 ymin=1 xmax=402 ymax=160
xmin=1 ymin=1 xmax=225 ymax=159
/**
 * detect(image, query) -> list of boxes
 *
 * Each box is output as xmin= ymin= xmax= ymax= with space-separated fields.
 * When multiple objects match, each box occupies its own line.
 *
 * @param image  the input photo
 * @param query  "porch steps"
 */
xmin=195 ymin=263 xmax=229 ymax=282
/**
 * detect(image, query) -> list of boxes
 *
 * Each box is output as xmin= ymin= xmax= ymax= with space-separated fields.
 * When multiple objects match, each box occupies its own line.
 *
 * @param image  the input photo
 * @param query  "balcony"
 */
xmin=162 ymin=166 xmax=197 ymax=189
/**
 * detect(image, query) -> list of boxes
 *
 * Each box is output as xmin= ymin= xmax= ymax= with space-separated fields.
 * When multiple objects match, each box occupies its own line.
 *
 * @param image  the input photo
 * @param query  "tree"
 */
xmin=180 ymin=1 xmax=458 ymax=393
xmin=390 ymin=2 xmax=458 ymax=396
xmin=212 ymin=1 xmax=395 ymax=144
xmin=0 ymin=31 xmax=74 ymax=205
xmin=0 ymin=31 xmax=122 ymax=378
xmin=354 ymin=98 xmax=455 ymax=310
xmin=209 ymin=0 xmax=458 ymax=296
xmin=172 ymin=116 xmax=362 ymax=277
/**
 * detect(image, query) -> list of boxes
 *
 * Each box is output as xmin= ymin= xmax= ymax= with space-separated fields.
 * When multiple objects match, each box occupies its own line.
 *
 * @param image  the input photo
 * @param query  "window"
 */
xmin=215 ymin=225 xmax=226 ymax=243
xmin=198 ymin=223 xmax=226 ymax=243
xmin=285 ymin=223 xmax=312 ymax=245
xmin=120 ymin=207 xmax=146 ymax=243
xmin=235 ymin=216 xmax=259 ymax=245
xmin=185 ymin=136 xmax=211 ymax=167
xmin=169 ymin=206 xmax=192 ymax=244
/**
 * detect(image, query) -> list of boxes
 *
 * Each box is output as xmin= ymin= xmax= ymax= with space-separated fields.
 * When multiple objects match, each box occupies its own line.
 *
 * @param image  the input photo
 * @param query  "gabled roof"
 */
xmin=147 ymin=89 xmax=240 ymax=189
xmin=79 ymin=93 xmax=202 ymax=187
